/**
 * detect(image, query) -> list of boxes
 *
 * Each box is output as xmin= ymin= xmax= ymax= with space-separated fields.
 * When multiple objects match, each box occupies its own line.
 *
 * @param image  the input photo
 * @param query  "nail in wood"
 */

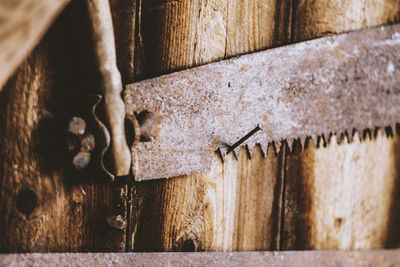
xmin=226 ymin=124 xmax=262 ymax=154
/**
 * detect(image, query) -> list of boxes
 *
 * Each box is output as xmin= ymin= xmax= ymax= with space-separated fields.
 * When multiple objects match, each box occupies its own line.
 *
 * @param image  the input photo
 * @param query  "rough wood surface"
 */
xmin=292 ymin=0 xmax=400 ymax=41
xmin=0 ymin=2 xmax=128 ymax=252
xmin=132 ymin=147 xmax=283 ymax=251
xmin=1 ymin=0 xmax=400 ymax=252
xmin=129 ymin=0 xmax=290 ymax=251
xmin=281 ymin=0 xmax=400 ymax=250
xmin=0 ymin=0 xmax=69 ymax=89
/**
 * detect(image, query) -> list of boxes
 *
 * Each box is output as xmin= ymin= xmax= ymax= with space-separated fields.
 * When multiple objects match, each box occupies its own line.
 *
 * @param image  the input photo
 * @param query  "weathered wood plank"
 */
xmin=282 ymin=0 xmax=400 ymax=250
xmin=0 ymin=2 xmax=128 ymax=252
xmin=0 ymin=0 xmax=69 ymax=89
xmin=129 ymin=0 xmax=291 ymax=251
xmin=283 ymin=134 xmax=400 ymax=249
xmin=225 ymin=0 xmax=290 ymax=56
xmin=292 ymin=0 xmax=400 ymax=42
xmin=2 ymin=0 xmax=400 ymax=252
xmin=132 ymin=146 xmax=283 ymax=251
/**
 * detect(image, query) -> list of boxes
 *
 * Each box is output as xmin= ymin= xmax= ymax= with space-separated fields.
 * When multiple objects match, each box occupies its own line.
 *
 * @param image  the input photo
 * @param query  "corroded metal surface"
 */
xmin=1 ymin=250 xmax=400 ymax=266
xmin=86 ymin=0 xmax=131 ymax=178
xmin=125 ymin=24 xmax=400 ymax=181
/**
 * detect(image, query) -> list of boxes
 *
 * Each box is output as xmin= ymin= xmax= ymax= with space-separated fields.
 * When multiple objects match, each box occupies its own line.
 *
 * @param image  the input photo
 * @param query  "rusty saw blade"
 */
xmin=125 ymin=24 xmax=400 ymax=181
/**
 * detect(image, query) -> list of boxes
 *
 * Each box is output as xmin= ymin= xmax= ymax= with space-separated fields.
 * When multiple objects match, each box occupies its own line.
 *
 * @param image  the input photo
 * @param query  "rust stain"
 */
xmin=125 ymin=24 xmax=400 ymax=180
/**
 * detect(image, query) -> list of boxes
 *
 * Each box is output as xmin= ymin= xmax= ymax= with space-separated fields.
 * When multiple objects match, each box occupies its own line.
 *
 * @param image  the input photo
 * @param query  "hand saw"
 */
xmin=122 ymin=24 xmax=400 ymax=181
xmin=3 ymin=0 xmax=399 ymax=182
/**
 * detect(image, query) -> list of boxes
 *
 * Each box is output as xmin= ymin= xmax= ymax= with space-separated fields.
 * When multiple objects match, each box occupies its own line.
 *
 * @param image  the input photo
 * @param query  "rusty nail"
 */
xmin=68 ymin=117 xmax=86 ymax=136
xmin=226 ymin=124 xmax=262 ymax=154
xmin=106 ymin=215 xmax=127 ymax=230
xmin=80 ymin=133 xmax=95 ymax=152
xmin=72 ymin=151 xmax=91 ymax=170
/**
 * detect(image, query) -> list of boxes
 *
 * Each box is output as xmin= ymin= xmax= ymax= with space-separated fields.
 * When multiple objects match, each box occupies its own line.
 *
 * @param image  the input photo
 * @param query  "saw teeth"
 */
xmin=363 ymin=128 xmax=372 ymax=140
xmin=232 ymin=148 xmax=239 ymax=160
xmin=287 ymin=139 xmax=293 ymax=153
xmin=267 ymin=142 xmax=276 ymax=156
xmin=351 ymin=129 xmax=359 ymax=142
xmin=246 ymin=144 xmax=253 ymax=159
xmin=337 ymin=132 xmax=345 ymax=144
xmin=378 ymin=127 xmax=385 ymax=137
xmin=353 ymin=131 xmax=361 ymax=143
xmin=325 ymin=133 xmax=332 ymax=146
xmin=249 ymin=143 xmax=266 ymax=158
xmin=340 ymin=131 xmax=350 ymax=145
xmin=299 ymin=136 xmax=307 ymax=150
xmin=329 ymin=134 xmax=337 ymax=145
xmin=392 ymin=124 xmax=397 ymax=135
xmin=259 ymin=142 xmax=268 ymax=157
xmin=294 ymin=138 xmax=302 ymax=152
xmin=257 ymin=143 xmax=266 ymax=157
xmin=304 ymin=137 xmax=313 ymax=149
xmin=310 ymin=135 xmax=318 ymax=147
xmin=318 ymin=134 xmax=327 ymax=147
xmin=233 ymin=123 xmax=399 ymax=162
xmin=295 ymin=139 xmax=304 ymax=153
xmin=344 ymin=131 xmax=351 ymax=144
xmin=384 ymin=126 xmax=393 ymax=137
xmin=273 ymin=141 xmax=281 ymax=156
xmin=372 ymin=127 xmax=379 ymax=138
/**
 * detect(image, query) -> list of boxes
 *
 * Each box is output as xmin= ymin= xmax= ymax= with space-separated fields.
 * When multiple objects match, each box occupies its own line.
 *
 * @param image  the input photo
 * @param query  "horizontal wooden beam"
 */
xmin=1 ymin=250 xmax=399 ymax=266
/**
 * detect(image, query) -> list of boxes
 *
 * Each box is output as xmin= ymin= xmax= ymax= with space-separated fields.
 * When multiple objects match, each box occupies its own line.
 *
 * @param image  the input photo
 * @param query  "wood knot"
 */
xmin=106 ymin=215 xmax=127 ymax=230
xmin=180 ymin=239 xmax=197 ymax=252
xmin=16 ymin=188 xmax=38 ymax=219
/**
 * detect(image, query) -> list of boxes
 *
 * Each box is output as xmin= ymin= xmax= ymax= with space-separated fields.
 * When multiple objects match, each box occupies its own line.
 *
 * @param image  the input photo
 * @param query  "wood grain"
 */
xmin=225 ymin=0 xmax=290 ymax=57
xmin=132 ymin=146 xmax=283 ymax=251
xmin=129 ymin=0 xmax=291 ymax=251
xmin=282 ymin=0 xmax=400 ymax=250
xmin=1 ymin=0 xmax=400 ymax=252
xmin=292 ymin=0 xmax=400 ymax=41
xmin=0 ymin=0 xmax=69 ymax=89
xmin=0 ymin=2 xmax=128 ymax=252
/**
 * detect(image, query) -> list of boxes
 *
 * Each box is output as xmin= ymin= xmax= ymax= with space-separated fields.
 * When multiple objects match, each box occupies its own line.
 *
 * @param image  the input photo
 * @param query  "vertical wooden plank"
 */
xmin=110 ymin=0 xmax=136 ymax=84
xmin=282 ymin=0 xmax=400 ymax=250
xmin=132 ymin=146 xmax=283 ymax=251
xmin=0 ymin=2 xmax=128 ymax=252
xmin=233 ymin=146 xmax=284 ymax=251
xmin=292 ymin=0 xmax=400 ymax=42
xmin=129 ymin=0 xmax=291 ymax=252
xmin=139 ymin=0 xmax=228 ymax=76
xmin=225 ymin=0 xmax=290 ymax=56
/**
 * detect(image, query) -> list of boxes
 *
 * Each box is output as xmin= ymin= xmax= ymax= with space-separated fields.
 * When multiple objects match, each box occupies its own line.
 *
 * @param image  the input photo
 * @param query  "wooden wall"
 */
xmin=0 ymin=0 xmax=399 ymax=252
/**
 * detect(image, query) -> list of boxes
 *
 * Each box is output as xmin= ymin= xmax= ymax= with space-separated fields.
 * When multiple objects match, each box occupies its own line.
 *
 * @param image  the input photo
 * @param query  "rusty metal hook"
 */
xmin=69 ymin=0 xmax=131 ymax=180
